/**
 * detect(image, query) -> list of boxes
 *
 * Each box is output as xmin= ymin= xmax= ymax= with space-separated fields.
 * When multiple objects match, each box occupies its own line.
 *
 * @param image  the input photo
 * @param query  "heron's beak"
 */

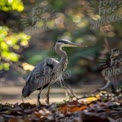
xmin=67 ymin=42 xmax=87 ymax=48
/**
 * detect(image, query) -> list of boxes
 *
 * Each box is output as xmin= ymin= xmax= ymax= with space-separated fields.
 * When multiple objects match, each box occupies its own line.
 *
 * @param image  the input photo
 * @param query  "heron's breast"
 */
xmin=49 ymin=70 xmax=63 ymax=84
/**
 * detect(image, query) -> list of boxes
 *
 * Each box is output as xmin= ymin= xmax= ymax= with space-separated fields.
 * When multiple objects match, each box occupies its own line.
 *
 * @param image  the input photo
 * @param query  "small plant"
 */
xmin=0 ymin=26 xmax=30 ymax=70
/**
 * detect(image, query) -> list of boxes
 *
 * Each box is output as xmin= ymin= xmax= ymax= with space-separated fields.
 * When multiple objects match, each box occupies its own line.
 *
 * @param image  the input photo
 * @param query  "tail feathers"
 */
xmin=22 ymin=86 xmax=31 ymax=97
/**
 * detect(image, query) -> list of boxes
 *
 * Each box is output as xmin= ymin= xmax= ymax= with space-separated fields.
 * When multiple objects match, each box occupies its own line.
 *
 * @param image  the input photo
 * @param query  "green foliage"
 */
xmin=0 ymin=0 xmax=122 ymax=86
xmin=0 ymin=26 xmax=30 ymax=70
xmin=50 ymin=0 xmax=66 ymax=11
xmin=0 ymin=0 xmax=24 ymax=11
xmin=24 ymin=49 xmax=49 ymax=65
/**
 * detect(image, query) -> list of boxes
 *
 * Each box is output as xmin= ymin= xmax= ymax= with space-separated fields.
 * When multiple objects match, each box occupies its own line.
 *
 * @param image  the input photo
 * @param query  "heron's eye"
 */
xmin=57 ymin=40 xmax=69 ymax=44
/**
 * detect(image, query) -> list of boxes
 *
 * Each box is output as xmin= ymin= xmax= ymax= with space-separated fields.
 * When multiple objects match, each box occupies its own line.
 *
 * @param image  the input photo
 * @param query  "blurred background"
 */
xmin=0 ymin=0 xmax=122 ymax=104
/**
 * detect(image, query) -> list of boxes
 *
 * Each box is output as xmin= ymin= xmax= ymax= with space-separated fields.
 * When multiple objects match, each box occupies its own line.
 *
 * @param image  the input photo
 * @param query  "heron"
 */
xmin=22 ymin=39 xmax=87 ymax=105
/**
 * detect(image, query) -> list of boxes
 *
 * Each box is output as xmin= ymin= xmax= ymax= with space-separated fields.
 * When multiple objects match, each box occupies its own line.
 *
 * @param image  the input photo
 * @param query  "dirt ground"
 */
xmin=0 ymin=84 xmax=102 ymax=104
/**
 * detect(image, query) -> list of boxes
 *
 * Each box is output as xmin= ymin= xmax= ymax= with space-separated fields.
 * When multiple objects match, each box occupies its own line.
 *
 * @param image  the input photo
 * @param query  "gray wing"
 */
xmin=22 ymin=58 xmax=59 ymax=97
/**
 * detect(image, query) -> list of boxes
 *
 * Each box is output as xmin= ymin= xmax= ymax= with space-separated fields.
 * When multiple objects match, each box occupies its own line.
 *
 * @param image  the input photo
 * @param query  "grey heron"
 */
xmin=22 ymin=39 xmax=87 ymax=105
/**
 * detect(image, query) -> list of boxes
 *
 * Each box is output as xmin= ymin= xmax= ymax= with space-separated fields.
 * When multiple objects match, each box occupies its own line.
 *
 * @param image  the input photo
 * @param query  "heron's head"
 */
xmin=55 ymin=39 xmax=87 ymax=48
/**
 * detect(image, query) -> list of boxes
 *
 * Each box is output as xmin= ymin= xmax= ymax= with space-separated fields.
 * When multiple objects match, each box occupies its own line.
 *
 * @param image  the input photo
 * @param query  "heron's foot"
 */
xmin=65 ymin=90 xmax=77 ymax=101
xmin=45 ymin=92 xmax=50 ymax=104
xmin=68 ymin=95 xmax=78 ymax=101
xmin=46 ymin=94 xmax=50 ymax=104
xmin=37 ymin=97 xmax=42 ymax=108
xmin=45 ymin=99 xmax=49 ymax=104
xmin=37 ymin=101 xmax=42 ymax=108
xmin=37 ymin=97 xmax=45 ymax=109
xmin=37 ymin=95 xmax=42 ymax=108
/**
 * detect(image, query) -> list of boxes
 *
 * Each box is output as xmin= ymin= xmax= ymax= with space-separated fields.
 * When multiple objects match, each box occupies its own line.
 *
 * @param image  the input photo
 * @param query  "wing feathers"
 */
xmin=22 ymin=58 xmax=58 ymax=97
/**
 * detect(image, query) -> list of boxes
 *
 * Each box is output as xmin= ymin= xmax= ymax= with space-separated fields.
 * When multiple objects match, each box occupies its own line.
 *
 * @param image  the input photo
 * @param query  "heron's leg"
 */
xmin=37 ymin=87 xmax=43 ymax=107
xmin=61 ymin=80 xmax=77 ymax=100
xmin=21 ymin=95 xmax=24 ymax=103
xmin=59 ymin=80 xmax=69 ymax=100
xmin=37 ymin=90 xmax=41 ymax=107
xmin=46 ymin=85 xmax=51 ymax=104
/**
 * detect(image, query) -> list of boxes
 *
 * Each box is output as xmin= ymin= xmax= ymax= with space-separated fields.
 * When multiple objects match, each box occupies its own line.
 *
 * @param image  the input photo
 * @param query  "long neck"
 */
xmin=55 ymin=44 xmax=68 ymax=70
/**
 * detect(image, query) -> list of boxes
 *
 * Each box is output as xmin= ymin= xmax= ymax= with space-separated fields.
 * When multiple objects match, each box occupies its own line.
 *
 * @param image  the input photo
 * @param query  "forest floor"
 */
xmin=0 ymin=87 xmax=121 ymax=122
xmin=0 ymin=73 xmax=122 ymax=122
